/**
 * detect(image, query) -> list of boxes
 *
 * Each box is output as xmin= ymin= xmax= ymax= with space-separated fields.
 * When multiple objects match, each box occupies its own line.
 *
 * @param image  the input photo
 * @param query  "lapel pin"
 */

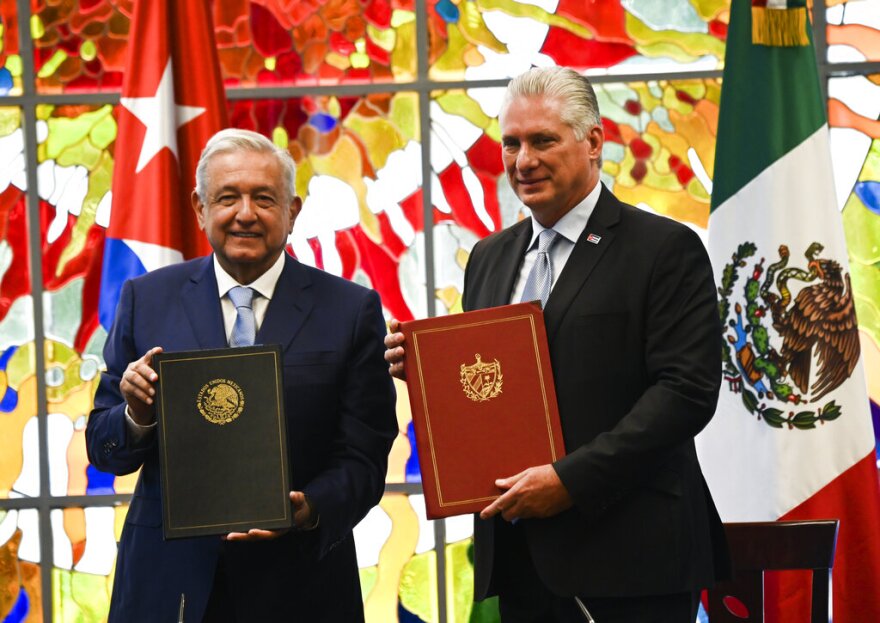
xmin=586 ymin=233 xmax=601 ymax=244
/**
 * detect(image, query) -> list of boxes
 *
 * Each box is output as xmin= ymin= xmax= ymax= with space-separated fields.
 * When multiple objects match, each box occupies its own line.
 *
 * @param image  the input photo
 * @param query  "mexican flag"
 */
xmin=697 ymin=1 xmax=880 ymax=621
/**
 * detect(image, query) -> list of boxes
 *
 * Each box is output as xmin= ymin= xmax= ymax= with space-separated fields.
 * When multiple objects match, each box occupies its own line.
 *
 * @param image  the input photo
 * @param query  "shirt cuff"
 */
xmin=124 ymin=405 xmax=156 ymax=443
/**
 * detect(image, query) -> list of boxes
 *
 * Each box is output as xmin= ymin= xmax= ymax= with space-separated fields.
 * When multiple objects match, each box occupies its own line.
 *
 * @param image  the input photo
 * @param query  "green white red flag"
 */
xmin=698 ymin=1 xmax=880 ymax=621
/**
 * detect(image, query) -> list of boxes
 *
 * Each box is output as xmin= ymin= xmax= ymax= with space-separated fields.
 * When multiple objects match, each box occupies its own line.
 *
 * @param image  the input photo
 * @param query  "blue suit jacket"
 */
xmin=86 ymin=254 xmax=397 ymax=622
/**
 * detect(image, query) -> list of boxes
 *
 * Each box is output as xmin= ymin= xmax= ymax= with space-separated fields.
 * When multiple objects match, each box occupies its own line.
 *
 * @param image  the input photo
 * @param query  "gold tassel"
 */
xmin=752 ymin=6 xmax=810 ymax=47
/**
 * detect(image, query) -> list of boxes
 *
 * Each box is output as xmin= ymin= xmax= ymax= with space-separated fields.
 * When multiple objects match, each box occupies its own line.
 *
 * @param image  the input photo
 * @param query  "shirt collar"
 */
xmin=213 ymin=252 xmax=286 ymax=301
xmin=527 ymin=181 xmax=603 ymax=249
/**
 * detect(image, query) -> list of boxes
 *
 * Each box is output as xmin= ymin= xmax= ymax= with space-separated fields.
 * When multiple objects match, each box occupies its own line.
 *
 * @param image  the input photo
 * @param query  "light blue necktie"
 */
xmin=520 ymin=229 xmax=559 ymax=308
xmin=228 ymin=286 xmax=256 ymax=347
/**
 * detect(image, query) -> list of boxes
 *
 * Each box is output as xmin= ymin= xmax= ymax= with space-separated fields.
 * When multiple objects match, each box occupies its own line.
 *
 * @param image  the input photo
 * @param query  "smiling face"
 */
xmin=192 ymin=149 xmax=300 ymax=284
xmin=500 ymin=94 xmax=603 ymax=227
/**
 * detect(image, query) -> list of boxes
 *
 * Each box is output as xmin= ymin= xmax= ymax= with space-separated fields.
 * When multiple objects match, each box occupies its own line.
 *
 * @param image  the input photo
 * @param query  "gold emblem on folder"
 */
xmin=197 ymin=379 xmax=245 ymax=425
xmin=461 ymin=354 xmax=503 ymax=402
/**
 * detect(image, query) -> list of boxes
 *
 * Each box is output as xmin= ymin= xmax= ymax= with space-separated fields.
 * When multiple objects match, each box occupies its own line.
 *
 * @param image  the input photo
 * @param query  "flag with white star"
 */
xmin=99 ymin=0 xmax=227 ymax=329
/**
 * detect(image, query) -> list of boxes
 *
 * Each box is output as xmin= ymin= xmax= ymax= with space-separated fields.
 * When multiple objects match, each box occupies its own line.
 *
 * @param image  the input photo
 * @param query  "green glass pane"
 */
xmin=446 ymin=538 xmax=500 ymax=623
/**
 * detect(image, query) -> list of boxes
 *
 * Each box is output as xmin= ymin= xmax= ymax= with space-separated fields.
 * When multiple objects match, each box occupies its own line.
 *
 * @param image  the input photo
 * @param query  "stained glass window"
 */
xmin=31 ymin=0 xmax=128 ymax=93
xmin=827 ymin=0 xmax=880 ymax=62
xmin=356 ymin=494 xmax=439 ymax=622
xmin=828 ymin=72 xmax=880 ymax=459
xmin=228 ymin=92 xmax=425 ymax=321
xmin=430 ymin=78 xmax=719 ymax=314
xmin=0 ymin=508 xmax=43 ymax=621
xmin=427 ymin=0 xmax=729 ymax=82
xmin=49 ymin=504 xmax=123 ymax=621
xmin=216 ymin=1 xmax=418 ymax=86
xmin=30 ymin=0 xmax=421 ymax=93
xmin=0 ymin=3 xmax=22 ymax=96
xmin=1 ymin=106 xmax=35 ymax=502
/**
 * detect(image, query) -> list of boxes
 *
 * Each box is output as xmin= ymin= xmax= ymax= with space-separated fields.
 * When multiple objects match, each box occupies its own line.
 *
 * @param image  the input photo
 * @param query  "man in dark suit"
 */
xmin=385 ymin=67 xmax=727 ymax=622
xmin=86 ymin=128 xmax=397 ymax=622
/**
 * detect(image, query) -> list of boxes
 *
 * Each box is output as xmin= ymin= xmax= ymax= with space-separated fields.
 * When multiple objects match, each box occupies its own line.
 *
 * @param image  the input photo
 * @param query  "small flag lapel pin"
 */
xmin=587 ymin=233 xmax=601 ymax=244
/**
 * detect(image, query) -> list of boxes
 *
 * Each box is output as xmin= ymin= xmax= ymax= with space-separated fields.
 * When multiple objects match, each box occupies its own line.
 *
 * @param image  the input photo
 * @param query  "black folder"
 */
xmin=153 ymin=345 xmax=292 ymax=539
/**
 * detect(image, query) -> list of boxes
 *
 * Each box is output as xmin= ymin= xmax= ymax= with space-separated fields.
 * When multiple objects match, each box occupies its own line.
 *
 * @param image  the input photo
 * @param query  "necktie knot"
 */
xmin=228 ymin=286 xmax=254 ymax=311
xmin=536 ymin=228 xmax=558 ymax=254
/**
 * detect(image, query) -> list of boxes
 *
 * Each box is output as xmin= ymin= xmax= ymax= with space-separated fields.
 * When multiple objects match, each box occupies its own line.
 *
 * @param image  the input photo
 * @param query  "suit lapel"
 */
xmin=181 ymin=257 xmax=227 ymax=349
xmin=544 ymin=185 xmax=620 ymax=342
xmin=256 ymin=254 xmax=313 ymax=353
xmin=487 ymin=219 xmax=532 ymax=308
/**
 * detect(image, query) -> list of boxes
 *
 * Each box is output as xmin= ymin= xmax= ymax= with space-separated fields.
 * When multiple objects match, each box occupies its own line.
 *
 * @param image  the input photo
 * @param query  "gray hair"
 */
xmin=195 ymin=128 xmax=297 ymax=203
xmin=502 ymin=67 xmax=601 ymax=142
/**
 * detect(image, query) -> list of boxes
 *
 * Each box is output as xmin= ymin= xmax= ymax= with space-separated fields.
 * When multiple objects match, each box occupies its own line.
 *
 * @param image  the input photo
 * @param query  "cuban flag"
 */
xmin=99 ymin=0 xmax=227 ymax=329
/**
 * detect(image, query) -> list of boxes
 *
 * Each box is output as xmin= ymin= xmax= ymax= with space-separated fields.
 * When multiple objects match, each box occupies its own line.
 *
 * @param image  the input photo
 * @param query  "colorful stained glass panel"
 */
xmin=427 ymin=0 xmax=729 ymax=82
xmin=31 ymin=1 xmax=421 ymax=93
xmin=0 ymin=2 xmax=22 ymax=96
xmin=828 ymin=73 xmax=880 ymax=457
xmin=827 ymin=0 xmax=880 ymax=63
xmin=31 ymin=0 xmax=129 ymax=93
xmin=229 ymin=93 xmax=425 ymax=320
xmin=355 ymin=493 xmax=438 ymax=623
xmin=430 ymin=79 xmax=719 ymax=314
xmin=216 ymin=0 xmax=417 ymax=86
xmin=0 ymin=508 xmax=43 ymax=621
xmin=32 ymin=103 xmax=140 ymax=496
xmin=1 ymin=106 xmax=36 ymax=501
xmin=50 ymin=505 xmax=121 ymax=621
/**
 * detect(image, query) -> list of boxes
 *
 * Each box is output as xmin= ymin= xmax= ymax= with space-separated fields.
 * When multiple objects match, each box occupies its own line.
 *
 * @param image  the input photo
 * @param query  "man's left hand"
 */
xmin=223 ymin=491 xmax=317 ymax=541
xmin=479 ymin=464 xmax=573 ymax=522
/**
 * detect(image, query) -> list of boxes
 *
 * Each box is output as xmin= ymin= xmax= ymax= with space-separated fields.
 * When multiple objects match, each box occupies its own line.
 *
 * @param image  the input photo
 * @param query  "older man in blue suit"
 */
xmin=86 ymin=128 xmax=397 ymax=622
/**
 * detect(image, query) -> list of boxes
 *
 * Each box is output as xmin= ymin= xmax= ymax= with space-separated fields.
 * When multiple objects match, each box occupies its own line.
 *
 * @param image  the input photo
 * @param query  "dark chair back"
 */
xmin=707 ymin=519 xmax=839 ymax=623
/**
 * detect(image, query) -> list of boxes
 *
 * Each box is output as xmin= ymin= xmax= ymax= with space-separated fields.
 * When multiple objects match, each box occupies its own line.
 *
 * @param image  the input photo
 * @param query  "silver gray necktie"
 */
xmin=520 ymin=229 xmax=559 ymax=308
xmin=228 ymin=286 xmax=256 ymax=347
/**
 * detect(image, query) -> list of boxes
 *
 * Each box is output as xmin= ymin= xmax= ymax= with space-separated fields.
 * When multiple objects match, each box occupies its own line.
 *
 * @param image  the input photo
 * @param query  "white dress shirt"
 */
xmin=213 ymin=252 xmax=285 ymax=343
xmin=509 ymin=181 xmax=602 ymax=305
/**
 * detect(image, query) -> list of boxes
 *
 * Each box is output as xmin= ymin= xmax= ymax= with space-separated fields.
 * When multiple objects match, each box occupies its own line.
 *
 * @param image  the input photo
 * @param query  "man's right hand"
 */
xmin=120 ymin=346 xmax=163 ymax=425
xmin=383 ymin=319 xmax=407 ymax=381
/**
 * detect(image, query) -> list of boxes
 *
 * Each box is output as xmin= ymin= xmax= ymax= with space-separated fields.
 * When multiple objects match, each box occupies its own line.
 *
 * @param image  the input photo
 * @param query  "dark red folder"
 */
xmin=401 ymin=302 xmax=565 ymax=519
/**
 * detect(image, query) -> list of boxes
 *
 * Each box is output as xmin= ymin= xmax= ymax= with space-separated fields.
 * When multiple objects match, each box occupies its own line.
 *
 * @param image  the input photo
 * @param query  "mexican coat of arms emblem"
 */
xmin=718 ymin=241 xmax=860 ymax=429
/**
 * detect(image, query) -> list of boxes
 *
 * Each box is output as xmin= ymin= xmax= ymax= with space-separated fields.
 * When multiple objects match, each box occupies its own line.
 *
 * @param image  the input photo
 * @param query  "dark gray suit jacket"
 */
xmin=465 ymin=185 xmax=728 ymax=599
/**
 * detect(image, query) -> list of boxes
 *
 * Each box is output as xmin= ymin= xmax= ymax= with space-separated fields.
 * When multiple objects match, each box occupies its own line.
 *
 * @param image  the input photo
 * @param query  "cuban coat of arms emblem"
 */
xmin=460 ymin=354 xmax=503 ymax=402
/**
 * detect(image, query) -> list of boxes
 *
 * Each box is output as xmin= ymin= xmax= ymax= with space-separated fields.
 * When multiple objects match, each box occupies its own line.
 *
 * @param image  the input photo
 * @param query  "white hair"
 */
xmin=195 ymin=128 xmax=296 ymax=202
xmin=502 ymin=67 xmax=601 ymax=142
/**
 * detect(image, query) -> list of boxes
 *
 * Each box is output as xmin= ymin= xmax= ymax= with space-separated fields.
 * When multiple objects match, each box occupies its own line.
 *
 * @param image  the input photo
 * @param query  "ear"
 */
xmin=191 ymin=190 xmax=206 ymax=230
xmin=586 ymin=124 xmax=604 ymax=164
xmin=288 ymin=196 xmax=303 ymax=234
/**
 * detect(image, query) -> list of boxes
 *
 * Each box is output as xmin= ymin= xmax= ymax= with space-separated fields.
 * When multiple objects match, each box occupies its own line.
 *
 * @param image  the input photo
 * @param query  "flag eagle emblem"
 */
xmin=718 ymin=241 xmax=860 ymax=429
